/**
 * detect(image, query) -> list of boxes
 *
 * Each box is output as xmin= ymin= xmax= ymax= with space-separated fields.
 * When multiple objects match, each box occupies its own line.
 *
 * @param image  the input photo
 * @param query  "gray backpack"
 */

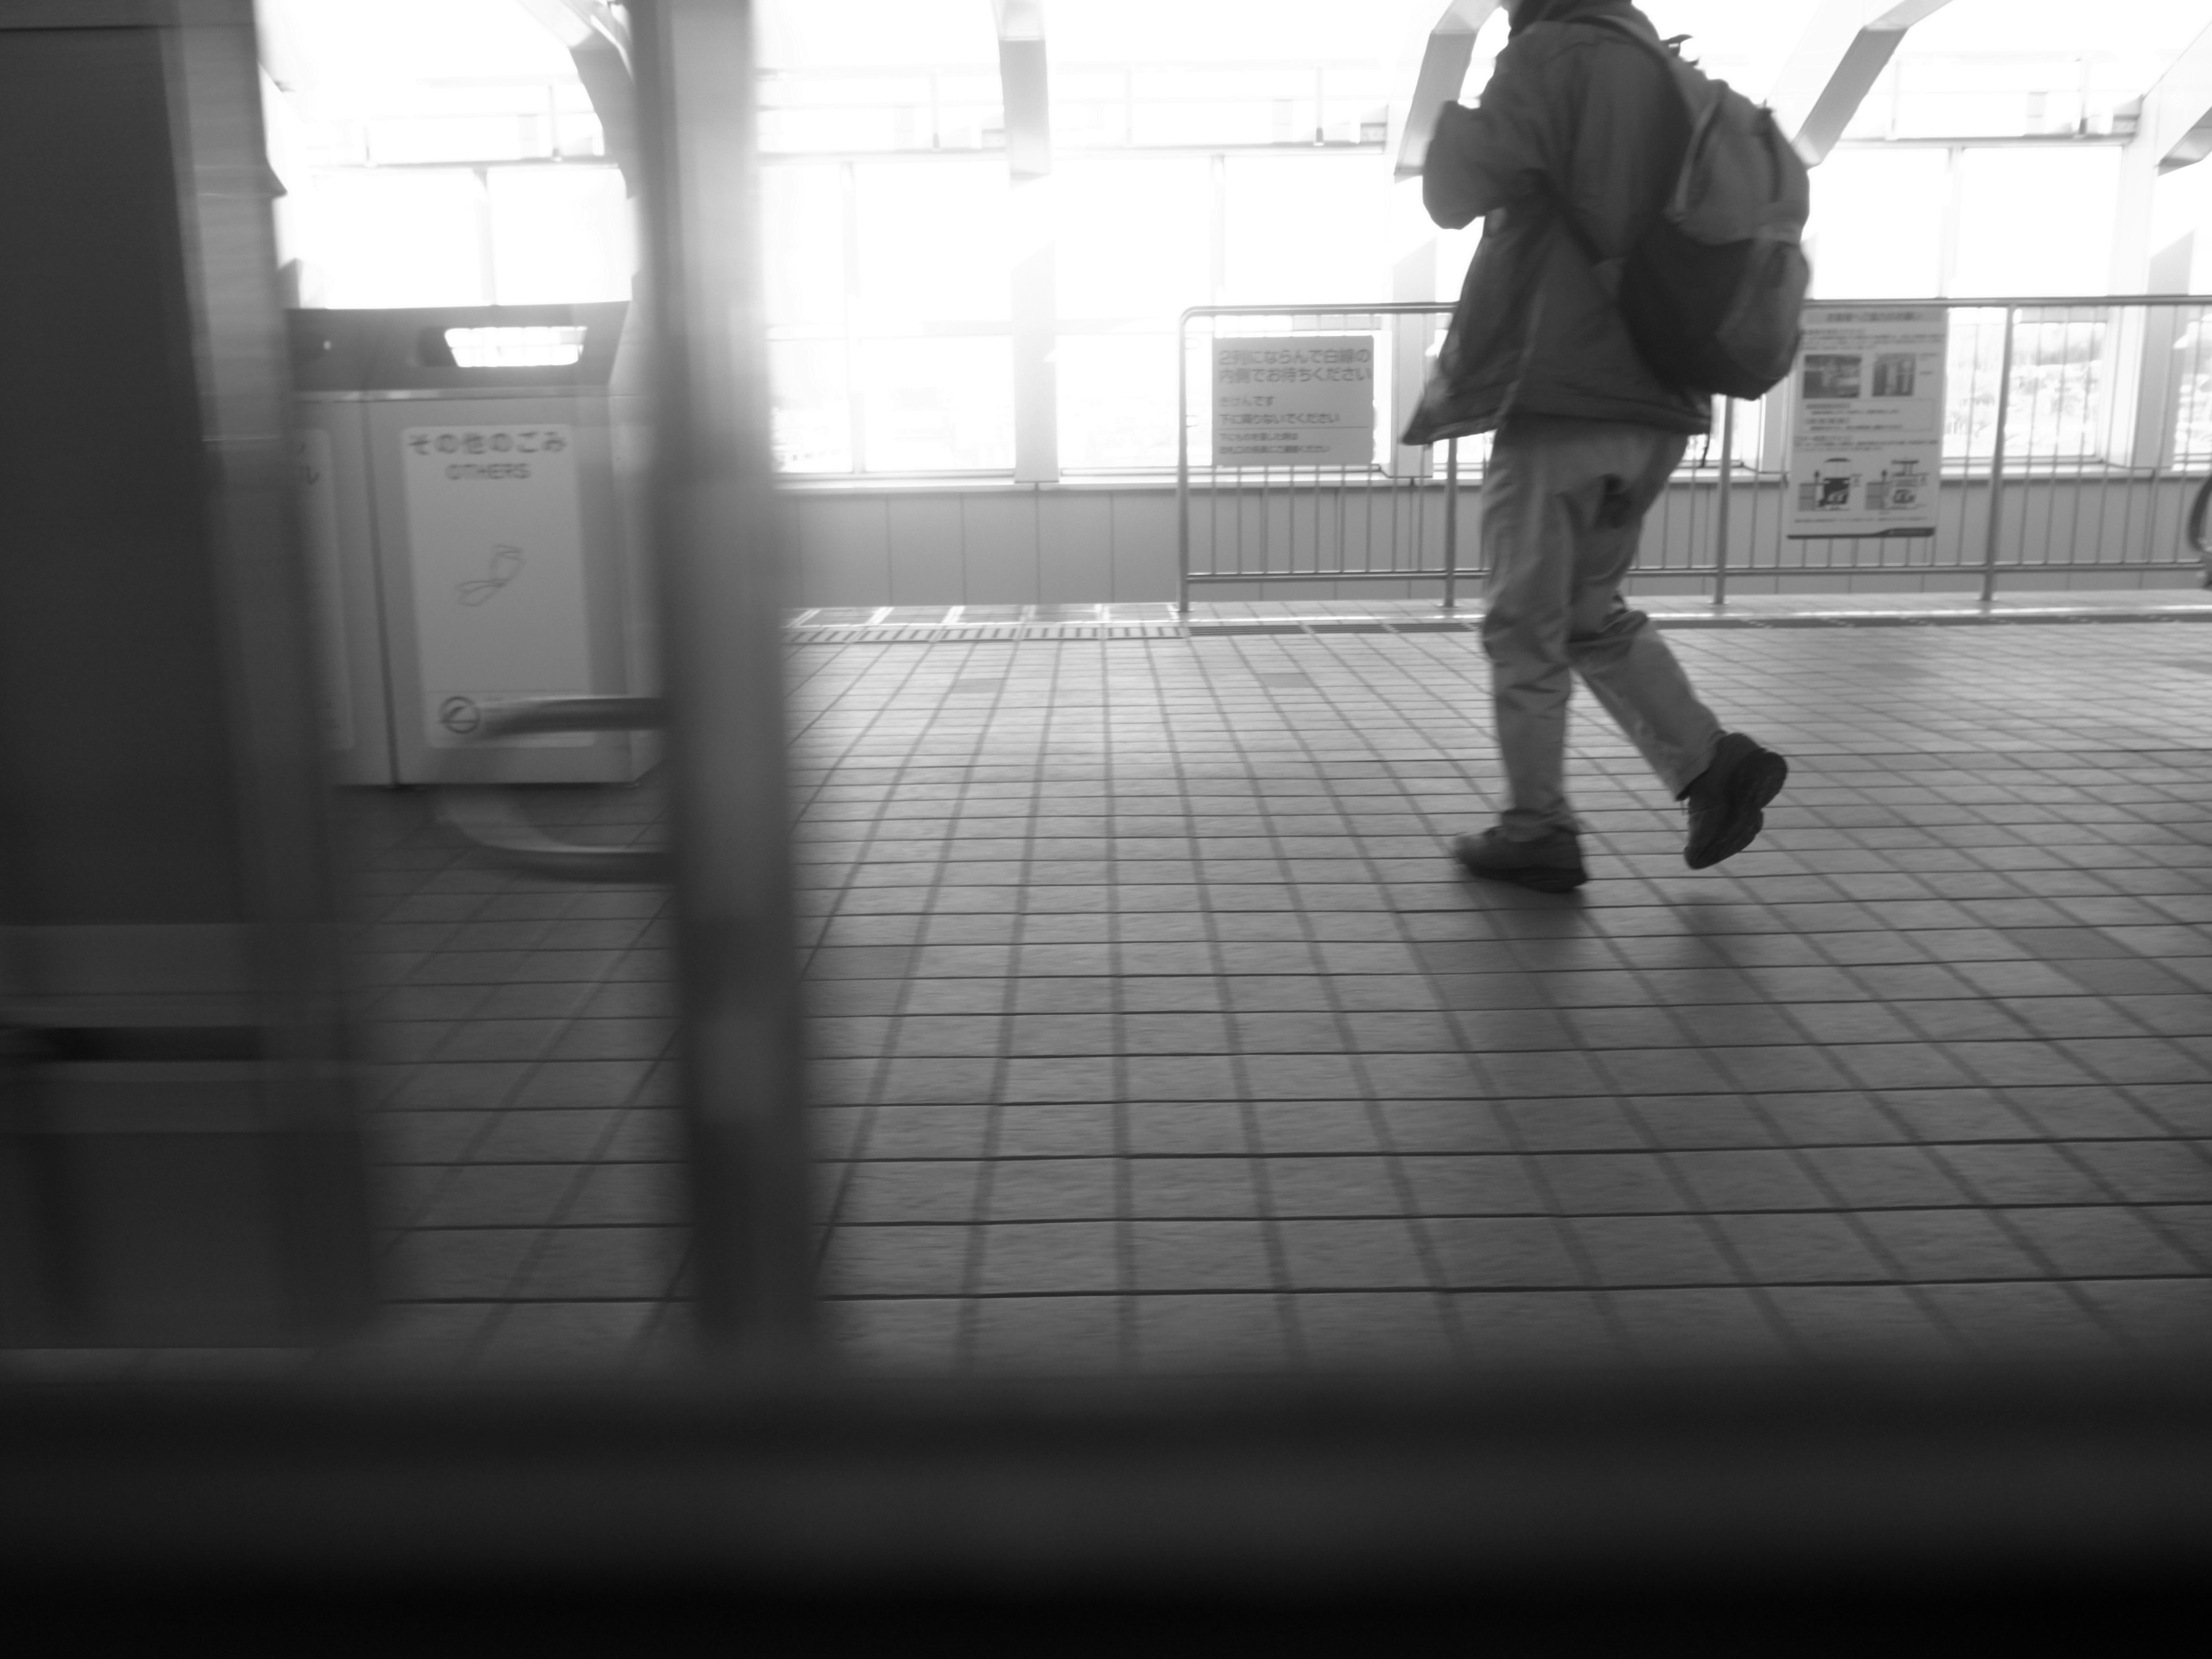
xmin=1564 ymin=22 xmax=1813 ymax=399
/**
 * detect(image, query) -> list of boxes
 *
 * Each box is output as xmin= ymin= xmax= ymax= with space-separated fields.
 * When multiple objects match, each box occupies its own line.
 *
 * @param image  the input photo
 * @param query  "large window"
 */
xmin=1221 ymin=156 xmax=1391 ymax=307
xmin=764 ymin=160 xmax=1016 ymax=474
xmin=1803 ymin=149 xmax=1950 ymax=300
xmin=1951 ymin=148 xmax=2122 ymax=298
xmin=1808 ymin=143 xmax=2127 ymax=302
xmin=259 ymin=0 xmax=631 ymax=310
xmin=1055 ymin=157 xmax=1214 ymax=471
xmin=262 ymin=0 xmax=2212 ymax=480
xmin=759 ymin=0 xmax=1411 ymax=478
xmin=1843 ymin=0 xmax=2208 ymax=143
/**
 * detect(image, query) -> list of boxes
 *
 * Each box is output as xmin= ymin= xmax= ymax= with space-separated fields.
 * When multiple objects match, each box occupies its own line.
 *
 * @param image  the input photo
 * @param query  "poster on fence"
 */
xmin=1785 ymin=305 xmax=1948 ymax=539
xmin=1211 ymin=335 xmax=1375 ymax=466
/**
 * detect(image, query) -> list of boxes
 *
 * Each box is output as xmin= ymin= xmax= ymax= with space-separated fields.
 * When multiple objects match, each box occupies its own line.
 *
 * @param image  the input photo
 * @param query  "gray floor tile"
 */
xmin=1132 ymin=1294 xmax=1295 ymax=1372
xmin=1291 ymin=1291 xmax=1457 ymax=1368
xmin=346 ymin=622 xmax=2212 ymax=1376
xmin=969 ymin=1296 xmax=1124 ymax=1373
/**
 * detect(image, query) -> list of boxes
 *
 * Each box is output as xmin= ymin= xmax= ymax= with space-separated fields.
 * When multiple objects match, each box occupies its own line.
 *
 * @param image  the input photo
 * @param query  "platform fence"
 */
xmin=1176 ymin=296 xmax=2212 ymax=610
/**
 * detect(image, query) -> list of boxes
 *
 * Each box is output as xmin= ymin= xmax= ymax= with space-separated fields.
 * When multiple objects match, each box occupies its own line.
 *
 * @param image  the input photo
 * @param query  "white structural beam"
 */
xmin=1395 ymin=0 xmax=1503 ymax=182
xmin=517 ymin=0 xmax=631 ymax=63
xmin=1768 ymin=0 xmax=1953 ymax=165
xmin=994 ymin=0 xmax=1057 ymax=483
xmin=2142 ymin=20 xmax=2212 ymax=173
xmin=517 ymin=0 xmax=638 ymax=186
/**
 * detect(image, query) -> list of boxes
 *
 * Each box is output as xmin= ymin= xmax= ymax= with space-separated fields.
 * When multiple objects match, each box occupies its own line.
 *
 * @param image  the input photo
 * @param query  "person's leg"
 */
xmin=1557 ymin=424 xmax=1788 ymax=868
xmin=1476 ymin=429 xmax=1582 ymax=842
xmin=1559 ymin=427 xmax=1725 ymax=797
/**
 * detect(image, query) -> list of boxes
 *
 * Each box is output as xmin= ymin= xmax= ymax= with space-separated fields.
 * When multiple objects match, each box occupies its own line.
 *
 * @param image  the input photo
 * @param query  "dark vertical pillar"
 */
xmin=0 ymin=2 xmax=372 ymax=1346
xmin=632 ymin=0 xmax=816 ymax=1361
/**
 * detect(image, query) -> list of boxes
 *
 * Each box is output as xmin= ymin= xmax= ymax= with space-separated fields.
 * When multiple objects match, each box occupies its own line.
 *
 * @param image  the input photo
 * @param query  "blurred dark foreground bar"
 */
xmin=2 ymin=1365 xmax=2208 ymax=1637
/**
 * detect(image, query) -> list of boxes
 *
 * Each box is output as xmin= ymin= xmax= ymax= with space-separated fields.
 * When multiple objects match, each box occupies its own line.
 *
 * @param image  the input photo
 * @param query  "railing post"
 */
xmin=1713 ymin=396 xmax=1734 ymax=607
xmin=1177 ymin=309 xmax=1192 ymax=616
xmin=1980 ymin=306 xmax=2017 ymax=605
xmin=1442 ymin=435 xmax=1460 ymax=610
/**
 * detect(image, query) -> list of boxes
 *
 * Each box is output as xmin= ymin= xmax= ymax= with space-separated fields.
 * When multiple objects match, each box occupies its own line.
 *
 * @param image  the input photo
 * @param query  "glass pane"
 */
xmin=2173 ymin=312 xmax=2212 ymax=462
xmin=858 ymin=337 xmax=1013 ymax=472
xmin=1221 ymin=155 xmax=1390 ymax=306
xmin=487 ymin=166 xmax=631 ymax=304
xmin=1130 ymin=65 xmax=1336 ymax=149
xmin=302 ymin=169 xmax=490 ymax=308
xmin=758 ymin=0 xmax=1002 ymax=155
xmin=759 ymin=0 xmax=999 ymax=71
xmin=1940 ymin=306 xmax=2114 ymax=462
xmin=259 ymin=0 xmax=577 ymax=89
xmin=259 ymin=0 xmax=611 ymax=306
xmin=1050 ymin=0 xmax=1427 ymax=65
xmin=1952 ymin=147 xmax=2121 ymax=298
xmin=763 ymin=163 xmax=847 ymax=331
xmin=1058 ymin=332 xmax=1179 ymax=469
xmin=1047 ymin=2 xmax=1410 ymax=151
xmin=770 ymin=338 xmax=855 ymax=474
xmin=1056 ymin=157 xmax=1213 ymax=323
xmin=760 ymin=70 xmax=1002 ymax=155
xmin=1804 ymin=149 xmax=1948 ymax=300
xmin=2003 ymin=312 xmax=2112 ymax=459
xmin=1884 ymin=0 xmax=2208 ymax=138
xmin=853 ymin=161 xmax=1010 ymax=328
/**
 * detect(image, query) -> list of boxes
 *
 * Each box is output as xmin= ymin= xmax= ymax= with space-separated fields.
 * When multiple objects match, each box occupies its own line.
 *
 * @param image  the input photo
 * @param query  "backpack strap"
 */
xmin=1533 ymin=15 xmax=1689 ymax=276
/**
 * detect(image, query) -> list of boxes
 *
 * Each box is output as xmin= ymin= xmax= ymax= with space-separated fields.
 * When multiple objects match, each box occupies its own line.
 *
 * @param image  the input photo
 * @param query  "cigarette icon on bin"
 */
xmin=456 ymin=544 xmax=523 ymax=606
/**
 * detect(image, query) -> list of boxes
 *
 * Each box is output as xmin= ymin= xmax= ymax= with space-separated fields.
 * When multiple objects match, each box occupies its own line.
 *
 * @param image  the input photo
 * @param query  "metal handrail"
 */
xmin=1176 ymin=293 xmax=2212 ymax=608
xmin=430 ymin=695 xmax=669 ymax=882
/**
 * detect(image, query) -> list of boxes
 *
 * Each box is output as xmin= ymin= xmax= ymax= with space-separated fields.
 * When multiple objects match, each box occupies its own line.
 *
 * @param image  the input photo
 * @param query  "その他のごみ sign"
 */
xmin=401 ymin=425 xmax=593 ymax=747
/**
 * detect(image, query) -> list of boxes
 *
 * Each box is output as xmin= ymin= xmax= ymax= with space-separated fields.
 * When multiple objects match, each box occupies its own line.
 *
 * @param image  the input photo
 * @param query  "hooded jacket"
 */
xmin=1403 ymin=0 xmax=1710 ymax=442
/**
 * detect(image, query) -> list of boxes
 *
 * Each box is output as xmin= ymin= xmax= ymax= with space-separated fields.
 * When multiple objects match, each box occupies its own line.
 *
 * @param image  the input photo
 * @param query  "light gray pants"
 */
xmin=1480 ymin=416 xmax=1723 ymax=840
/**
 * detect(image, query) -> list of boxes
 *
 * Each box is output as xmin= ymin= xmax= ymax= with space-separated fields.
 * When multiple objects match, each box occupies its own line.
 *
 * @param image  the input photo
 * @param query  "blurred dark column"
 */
xmin=0 ymin=1 xmax=373 ymax=1346
xmin=631 ymin=0 xmax=816 ymax=1362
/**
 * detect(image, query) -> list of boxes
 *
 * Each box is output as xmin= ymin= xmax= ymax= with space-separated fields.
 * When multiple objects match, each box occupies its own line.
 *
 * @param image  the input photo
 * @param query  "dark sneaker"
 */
xmin=1450 ymin=827 xmax=1588 ymax=893
xmin=1680 ymin=732 xmax=1789 ymax=869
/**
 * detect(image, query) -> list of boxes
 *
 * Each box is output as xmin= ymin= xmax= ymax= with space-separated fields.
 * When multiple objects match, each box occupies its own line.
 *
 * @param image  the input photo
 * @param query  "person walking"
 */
xmin=1406 ymin=0 xmax=1788 ymax=894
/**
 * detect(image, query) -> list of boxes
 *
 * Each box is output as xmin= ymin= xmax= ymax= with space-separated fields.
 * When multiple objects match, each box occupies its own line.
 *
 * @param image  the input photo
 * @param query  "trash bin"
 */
xmin=289 ymin=302 xmax=654 ymax=786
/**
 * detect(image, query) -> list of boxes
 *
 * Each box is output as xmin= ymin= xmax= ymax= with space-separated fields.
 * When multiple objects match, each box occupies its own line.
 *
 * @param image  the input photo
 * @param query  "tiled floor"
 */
xmin=347 ymin=603 xmax=2212 ymax=1376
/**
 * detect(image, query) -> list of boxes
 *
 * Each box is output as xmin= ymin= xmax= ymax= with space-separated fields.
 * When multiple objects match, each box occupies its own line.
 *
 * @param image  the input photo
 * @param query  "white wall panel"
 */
xmin=1041 ymin=491 xmax=1113 ymax=603
xmin=884 ymin=493 xmax=965 ymax=603
xmin=1108 ymin=490 xmax=1179 ymax=600
xmin=794 ymin=495 xmax=891 ymax=605
xmin=958 ymin=490 xmax=1043 ymax=600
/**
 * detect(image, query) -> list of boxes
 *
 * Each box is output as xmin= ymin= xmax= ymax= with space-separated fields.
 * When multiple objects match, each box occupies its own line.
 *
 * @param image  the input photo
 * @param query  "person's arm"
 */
xmin=1419 ymin=39 xmax=1554 ymax=230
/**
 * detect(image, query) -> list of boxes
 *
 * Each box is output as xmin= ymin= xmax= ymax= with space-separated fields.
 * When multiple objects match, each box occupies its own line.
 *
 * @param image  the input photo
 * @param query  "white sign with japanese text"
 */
xmin=1786 ymin=306 xmax=1948 ymax=539
xmin=401 ymin=425 xmax=593 ymax=747
xmin=1211 ymin=335 xmax=1376 ymax=467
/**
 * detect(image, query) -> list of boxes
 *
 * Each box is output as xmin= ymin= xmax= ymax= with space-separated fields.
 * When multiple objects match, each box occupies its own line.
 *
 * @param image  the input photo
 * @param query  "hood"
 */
xmin=1508 ymin=0 xmax=1641 ymax=36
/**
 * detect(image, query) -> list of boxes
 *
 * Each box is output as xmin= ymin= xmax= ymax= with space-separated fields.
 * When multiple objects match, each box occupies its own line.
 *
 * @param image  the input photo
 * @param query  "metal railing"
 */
xmin=1177 ymin=296 xmax=2212 ymax=609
